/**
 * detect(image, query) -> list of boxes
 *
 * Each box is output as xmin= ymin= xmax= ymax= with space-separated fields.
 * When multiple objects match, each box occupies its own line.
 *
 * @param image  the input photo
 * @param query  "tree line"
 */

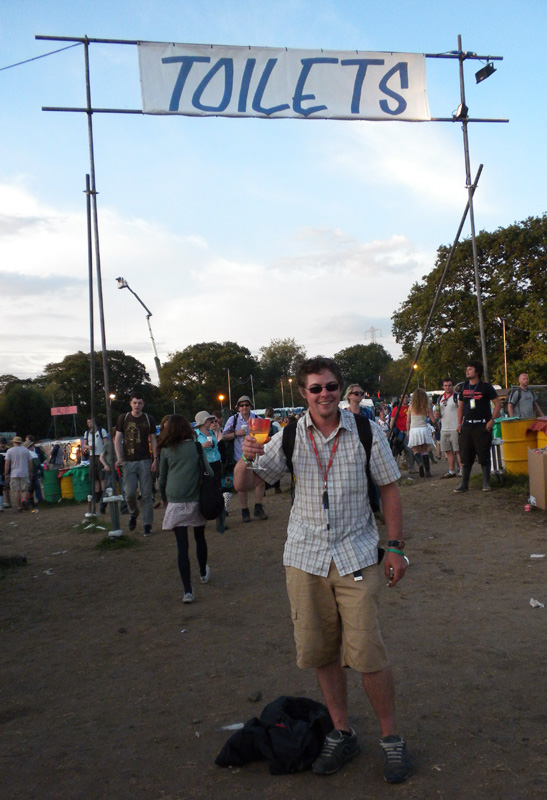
xmin=0 ymin=338 xmax=394 ymax=439
xmin=392 ymin=213 xmax=547 ymax=387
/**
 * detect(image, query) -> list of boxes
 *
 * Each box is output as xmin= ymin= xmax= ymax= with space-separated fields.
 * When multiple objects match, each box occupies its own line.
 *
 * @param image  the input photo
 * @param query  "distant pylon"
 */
xmin=364 ymin=326 xmax=382 ymax=343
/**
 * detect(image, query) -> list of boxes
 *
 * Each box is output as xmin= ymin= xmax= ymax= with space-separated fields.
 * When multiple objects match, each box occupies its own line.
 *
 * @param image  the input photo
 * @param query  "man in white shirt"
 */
xmin=5 ymin=436 xmax=34 ymax=512
xmin=436 ymin=378 xmax=462 ymax=478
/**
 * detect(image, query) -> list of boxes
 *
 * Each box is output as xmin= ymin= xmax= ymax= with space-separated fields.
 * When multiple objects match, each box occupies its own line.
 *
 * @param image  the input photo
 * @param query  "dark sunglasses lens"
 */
xmin=308 ymin=382 xmax=339 ymax=394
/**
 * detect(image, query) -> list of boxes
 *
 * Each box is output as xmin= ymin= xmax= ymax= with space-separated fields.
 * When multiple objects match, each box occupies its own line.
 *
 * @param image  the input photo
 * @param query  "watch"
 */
xmin=387 ymin=539 xmax=405 ymax=550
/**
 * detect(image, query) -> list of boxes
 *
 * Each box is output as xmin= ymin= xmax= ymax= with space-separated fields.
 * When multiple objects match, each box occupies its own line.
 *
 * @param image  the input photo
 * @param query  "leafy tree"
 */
xmin=161 ymin=342 xmax=259 ymax=415
xmin=0 ymin=385 xmax=51 ymax=438
xmin=39 ymin=350 xmax=152 ymax=429
xmin=259 ymin=338 xmax=307 ymax=391
xmin=334 ymin=343 xmax=393 ymax=394
xmin=376 ymin=357 xmax=420 ymax=399
xmin=392 ymin=215 xmax=547 ymax=386
xmin=0 ymin=374 xmax=25 ymax=393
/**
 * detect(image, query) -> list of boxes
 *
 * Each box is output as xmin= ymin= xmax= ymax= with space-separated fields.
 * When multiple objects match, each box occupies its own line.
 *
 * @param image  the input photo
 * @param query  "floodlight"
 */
xmin=116 ymin=276 xmax=128 ymax=289
xmin=453 ymin=103 xmax=469 ymax=120
xmin=475 ymin=61 xmax=496 ymax=84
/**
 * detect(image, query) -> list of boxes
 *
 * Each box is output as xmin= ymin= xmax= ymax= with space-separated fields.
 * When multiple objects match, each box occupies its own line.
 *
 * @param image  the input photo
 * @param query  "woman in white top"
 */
xmin=407 ymin=388 xmax=436 ymax=477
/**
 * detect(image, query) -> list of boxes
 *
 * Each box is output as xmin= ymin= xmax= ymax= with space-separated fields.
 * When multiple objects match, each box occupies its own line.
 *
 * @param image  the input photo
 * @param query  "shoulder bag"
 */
xmin=195 ymin=442 xmax=225 ymax=520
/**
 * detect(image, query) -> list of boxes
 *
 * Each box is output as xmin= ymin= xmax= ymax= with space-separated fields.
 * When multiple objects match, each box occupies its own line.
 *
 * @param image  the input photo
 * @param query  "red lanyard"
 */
xmin=309 ymin=429 xmax=342 ymax=534
xmin=308 ymin=427 xmax=341 ymax=490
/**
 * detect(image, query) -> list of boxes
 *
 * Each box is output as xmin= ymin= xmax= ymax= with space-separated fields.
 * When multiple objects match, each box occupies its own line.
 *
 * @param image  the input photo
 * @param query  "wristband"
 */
xmin=241 ymin=453 xmax=250 ymax=464
xmin=387 ymin=539 xmax=404 ymax=550
xmin=387 ymin=547 xmax=405 ymax=556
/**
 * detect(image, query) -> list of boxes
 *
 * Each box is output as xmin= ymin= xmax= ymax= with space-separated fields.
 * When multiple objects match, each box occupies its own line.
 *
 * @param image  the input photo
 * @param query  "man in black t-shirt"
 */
xmin=454 ymin=361 xmax=500 ymax=494
xmin=115 ymin=393 xmax=158 ymax=536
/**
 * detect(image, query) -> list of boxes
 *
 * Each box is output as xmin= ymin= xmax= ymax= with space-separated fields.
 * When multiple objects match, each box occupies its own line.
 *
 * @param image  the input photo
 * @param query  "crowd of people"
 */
xmin=2 ymin=368 xmax=542 ymax=516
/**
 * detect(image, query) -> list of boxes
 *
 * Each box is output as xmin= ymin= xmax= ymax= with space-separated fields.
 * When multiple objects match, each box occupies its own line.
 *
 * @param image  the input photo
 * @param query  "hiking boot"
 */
xmin=241 ymin=508 xmax=251 ymax=523
xmin=380 ymin=734 xmax=411 ymax=783
xmin=128 ymin=516 xmax=137 ymax=531
xmin=254 ymin=503 xmax=268 ymax=520
xmin=312 ymin=728 xmax=360 ymax=775
xmin=453 ymin=485 xmax=468 ymax=493
xmin=183 ymin=592 xmax=194 ymax=603
xmin=143 ymin=524 xmax=153 ymax=536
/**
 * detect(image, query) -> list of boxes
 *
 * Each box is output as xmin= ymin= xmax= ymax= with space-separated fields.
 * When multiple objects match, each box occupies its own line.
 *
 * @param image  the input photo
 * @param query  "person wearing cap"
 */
xmin=4 ymin=436 xmax=34 ymax=512
xmin=195 ymin=410 xmax=226 ymax=533
xmin=223 ymin=396 xmax=268 ymax=523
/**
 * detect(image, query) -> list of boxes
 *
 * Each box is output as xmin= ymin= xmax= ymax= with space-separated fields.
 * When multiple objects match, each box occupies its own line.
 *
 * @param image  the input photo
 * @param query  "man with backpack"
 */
xmin=115 ymin=393 xmax=158 ymax=536
xmin=234 ymin=356 xmax=411 ymax=784
xmin=507 ymin=373 xmax=543 ymax=419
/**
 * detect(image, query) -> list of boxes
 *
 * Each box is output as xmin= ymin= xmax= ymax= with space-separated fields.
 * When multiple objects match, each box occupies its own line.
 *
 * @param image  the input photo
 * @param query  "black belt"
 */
xmin=463 ymin=419 xmax=487 ymax=425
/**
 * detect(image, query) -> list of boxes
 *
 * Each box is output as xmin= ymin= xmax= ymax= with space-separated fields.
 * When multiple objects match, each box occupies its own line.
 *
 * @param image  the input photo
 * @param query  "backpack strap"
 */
xmin=354 ymin=413 xmax=373 ymax=481
xmin=194 ymin=441 xmax=208 ymax=473
xmin=508 ymin=387 xmax=520 ymax=406
xmin=281 ymin=421 xmax=298 ymax=477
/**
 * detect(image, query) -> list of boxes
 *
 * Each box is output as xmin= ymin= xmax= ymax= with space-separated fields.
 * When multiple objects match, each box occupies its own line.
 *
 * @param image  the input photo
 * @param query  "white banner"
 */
xmin=138 ymin=42 xmax=430 ymax=121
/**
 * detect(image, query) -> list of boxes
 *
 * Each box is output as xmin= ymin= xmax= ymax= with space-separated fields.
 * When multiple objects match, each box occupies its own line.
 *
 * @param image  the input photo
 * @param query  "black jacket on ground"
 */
xmin=215 ymin=695 xmax=333 ymax=775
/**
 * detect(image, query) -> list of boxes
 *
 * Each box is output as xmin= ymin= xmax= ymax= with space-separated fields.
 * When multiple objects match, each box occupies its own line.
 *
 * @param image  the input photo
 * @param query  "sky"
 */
xmin=1 ymin=0 xmax=546 ymax=386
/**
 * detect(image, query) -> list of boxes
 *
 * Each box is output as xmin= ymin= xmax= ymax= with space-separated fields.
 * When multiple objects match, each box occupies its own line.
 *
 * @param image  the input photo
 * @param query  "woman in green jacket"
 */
xmin=159 ymin=414 xmax=213 ymax=604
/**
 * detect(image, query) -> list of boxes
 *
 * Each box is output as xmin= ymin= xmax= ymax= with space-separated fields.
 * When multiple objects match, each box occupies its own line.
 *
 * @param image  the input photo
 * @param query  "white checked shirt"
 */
xmin=257 ymin=409 xmax=400 ymax=577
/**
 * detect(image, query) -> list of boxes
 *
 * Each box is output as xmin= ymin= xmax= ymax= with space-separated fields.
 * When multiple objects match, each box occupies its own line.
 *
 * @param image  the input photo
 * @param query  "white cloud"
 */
xmin=275 ymin=227 xmax=425 ymax=277
xmin=320 ymin=122 xmax=466 ymax=209
xmin=1 ymin=182 xmax=424 ymax=379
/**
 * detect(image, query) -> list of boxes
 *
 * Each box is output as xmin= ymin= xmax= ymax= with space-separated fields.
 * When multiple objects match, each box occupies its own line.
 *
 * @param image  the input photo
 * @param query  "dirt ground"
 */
xmin=1 ymin=464 xmax=546 ymax=800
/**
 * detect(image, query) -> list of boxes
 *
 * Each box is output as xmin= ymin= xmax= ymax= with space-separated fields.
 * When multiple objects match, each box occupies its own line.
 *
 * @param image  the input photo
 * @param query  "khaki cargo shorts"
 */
xmin=285 ymin=560 xmax=388 ymax=674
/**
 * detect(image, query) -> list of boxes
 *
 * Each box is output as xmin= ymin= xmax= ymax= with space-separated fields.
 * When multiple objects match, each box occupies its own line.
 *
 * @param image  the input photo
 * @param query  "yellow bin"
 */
xmin=60 ymin=475 xmax=74 ymax=500
xmin=537 ymin=430 xmax=547 ymax=449
xmin=500 ymin=418 xmax=537 ymax=475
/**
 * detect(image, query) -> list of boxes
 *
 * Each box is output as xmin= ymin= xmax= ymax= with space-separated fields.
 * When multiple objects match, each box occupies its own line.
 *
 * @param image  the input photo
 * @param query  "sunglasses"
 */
xmin=307 ymin=382 xmax=340 ymax=394
xmin=238 ymin=403 xmax=251 ymax=407
xmin=351 ymin=391 xmax=365 ymax=396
